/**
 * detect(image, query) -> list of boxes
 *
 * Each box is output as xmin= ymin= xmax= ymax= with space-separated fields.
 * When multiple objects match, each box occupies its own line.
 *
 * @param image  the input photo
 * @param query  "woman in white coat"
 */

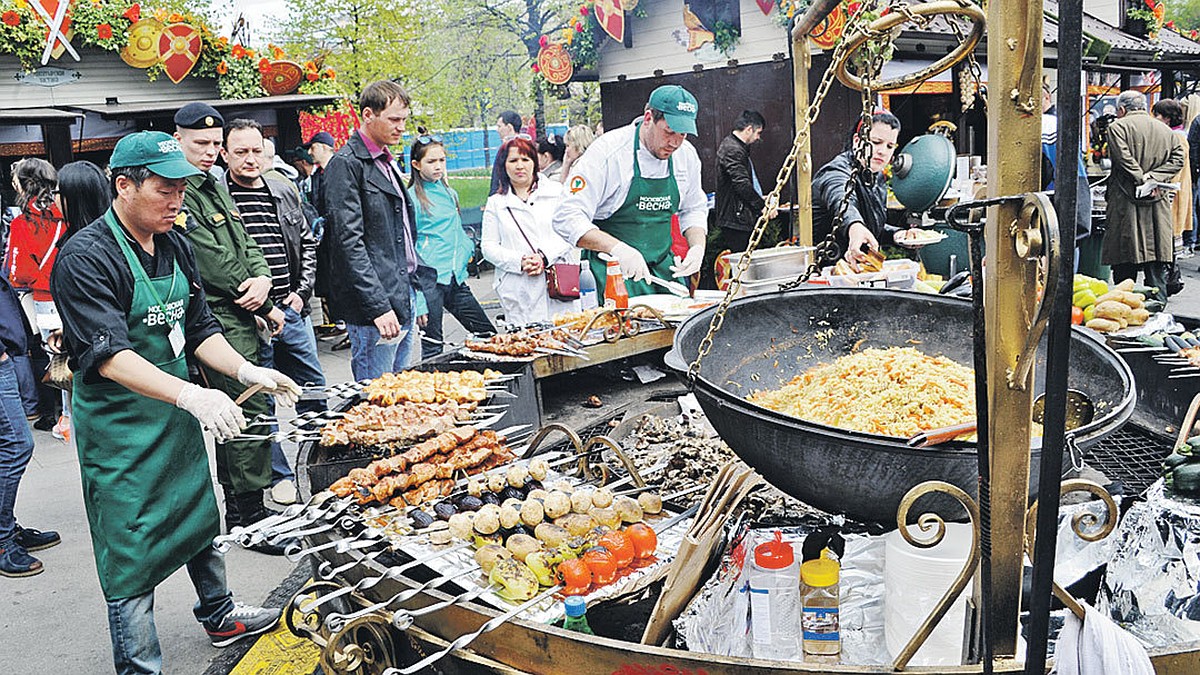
xmin=482 ymin=137 xmax=578 ymax=326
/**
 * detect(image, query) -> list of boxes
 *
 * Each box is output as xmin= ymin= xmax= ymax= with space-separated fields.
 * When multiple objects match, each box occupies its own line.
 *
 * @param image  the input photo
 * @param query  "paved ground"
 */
xmin=4 ymin=256 xmax=1200 ymax=673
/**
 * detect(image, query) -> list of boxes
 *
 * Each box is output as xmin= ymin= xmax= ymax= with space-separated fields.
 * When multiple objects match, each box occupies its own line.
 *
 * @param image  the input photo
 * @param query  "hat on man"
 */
xmin=305 ymin=131 xmax=336 ymax=148
xmin=647 ymin=85 xmax=699 ymax=135
xmin=110 ymin=131 xmax=202 ymax=179
xmin=174 ymin=102 xmax=224 ymax=130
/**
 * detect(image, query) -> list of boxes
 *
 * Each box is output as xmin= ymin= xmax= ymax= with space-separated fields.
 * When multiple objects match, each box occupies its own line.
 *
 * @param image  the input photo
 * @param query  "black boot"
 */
xmin=233 ymin=490 xmax=291 ymax=556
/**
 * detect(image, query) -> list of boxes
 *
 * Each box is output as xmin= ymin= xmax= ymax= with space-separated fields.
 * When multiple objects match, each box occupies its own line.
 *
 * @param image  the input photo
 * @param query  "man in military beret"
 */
xmin=174 ymin=102 xmax=288 ymax=548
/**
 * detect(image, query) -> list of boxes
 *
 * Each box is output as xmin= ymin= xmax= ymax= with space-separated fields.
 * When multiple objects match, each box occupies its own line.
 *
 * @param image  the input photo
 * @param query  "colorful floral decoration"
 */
xmin=299 ymin=98 xmax=360 ymax=149
xmin=1127 ymin=0 xmax=1166 ymax=40
xmin=0 ymin=0 xmax=342 ymax=100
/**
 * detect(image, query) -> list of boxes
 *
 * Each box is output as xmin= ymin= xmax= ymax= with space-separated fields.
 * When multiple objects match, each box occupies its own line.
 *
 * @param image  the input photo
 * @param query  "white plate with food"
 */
xmin=893 ymin=228 xmax=949 ymax=249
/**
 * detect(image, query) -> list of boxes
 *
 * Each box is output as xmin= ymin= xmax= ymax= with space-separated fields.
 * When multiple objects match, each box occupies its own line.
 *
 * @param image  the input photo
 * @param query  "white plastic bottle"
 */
xmin=579 ymin=261 xmax=598 ymax=310
xmin=748 ymin=530 xmax=801 ymax=661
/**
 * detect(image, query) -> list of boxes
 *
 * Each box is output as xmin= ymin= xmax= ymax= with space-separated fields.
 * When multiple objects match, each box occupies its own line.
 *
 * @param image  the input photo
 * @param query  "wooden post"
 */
xmin=984 ymin=0 xmax=1043 ymax=660
xmin=793 ymin=36 xmax=813 ymax=245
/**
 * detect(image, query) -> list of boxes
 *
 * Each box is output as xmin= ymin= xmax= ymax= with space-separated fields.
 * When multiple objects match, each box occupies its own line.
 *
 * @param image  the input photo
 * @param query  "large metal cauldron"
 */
xmin=666 ymin=288 xmax=1135 ymax=523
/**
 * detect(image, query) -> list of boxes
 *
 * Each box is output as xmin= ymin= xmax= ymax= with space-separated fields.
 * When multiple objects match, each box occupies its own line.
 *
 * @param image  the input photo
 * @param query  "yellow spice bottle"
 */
xmin=800 ymin=555 xmax=841 ymax=656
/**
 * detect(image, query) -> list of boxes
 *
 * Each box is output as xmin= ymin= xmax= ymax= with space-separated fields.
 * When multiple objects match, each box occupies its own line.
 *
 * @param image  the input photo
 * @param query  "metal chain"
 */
xmin=687 ymin=3 xmax=889 ymax=382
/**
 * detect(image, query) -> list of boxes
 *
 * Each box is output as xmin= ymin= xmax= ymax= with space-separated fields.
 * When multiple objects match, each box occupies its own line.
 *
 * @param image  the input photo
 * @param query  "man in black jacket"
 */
xmin=714 ymin=110 xmax=770 ymax=259
xmin=324 ymin=80 xmax=435 ymax=379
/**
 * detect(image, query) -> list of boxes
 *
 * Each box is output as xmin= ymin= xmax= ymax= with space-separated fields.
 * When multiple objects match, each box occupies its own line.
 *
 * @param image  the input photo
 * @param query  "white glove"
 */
xmin=670 ymin=245 xmax=705 ymax=279
xmin=609 ymin=241 xmax=650 ymax=282
xmin=237 ymin=362 xmax=302 ymax=407
xmin=176 ymin=383 xmax=246 ymax=443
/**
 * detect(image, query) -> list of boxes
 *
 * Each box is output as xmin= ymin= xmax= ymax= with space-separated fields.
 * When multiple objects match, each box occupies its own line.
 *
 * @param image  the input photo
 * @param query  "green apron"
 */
xmin=72 ymin=210 xmax=220 ymax=601
xmin=589 ymin=121 xmax=682 ymax=297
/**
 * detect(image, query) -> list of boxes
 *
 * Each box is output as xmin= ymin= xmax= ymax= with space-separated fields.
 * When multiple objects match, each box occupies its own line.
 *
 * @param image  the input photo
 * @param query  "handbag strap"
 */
xmin=505 ymin=206 xmax=542 ymax=257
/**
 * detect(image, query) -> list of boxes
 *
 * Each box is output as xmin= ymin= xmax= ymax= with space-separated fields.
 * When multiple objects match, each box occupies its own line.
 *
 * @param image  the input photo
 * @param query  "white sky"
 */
xmin=215 ymin=0 xmax=289 ymax=43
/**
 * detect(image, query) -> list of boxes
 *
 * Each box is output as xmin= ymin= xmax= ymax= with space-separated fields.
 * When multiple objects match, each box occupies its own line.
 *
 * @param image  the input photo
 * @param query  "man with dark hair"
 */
xmin=173 ymin=102 xmax=288 ymax=541
xmin=714 ymin=110 xmax=772 ymax=259
xmin=1103 ymin=90 xmax=1185 ymax=303
xmin=496 ymin=110 xmax=522 ymax=142
xmin=324 ymin=81 xmax=434 ymax=379
xmin=553 ymin=85 xmax=708 ymax=297
xmin=490 ymin=110 xmax=525 ymax=194
xmin=50 ymin=130 xmax=295 ymax=673
xmin=812 ymin=110 xmax=902 ymax=269
xmin=221 ymin=118 xmax=324 ymax=506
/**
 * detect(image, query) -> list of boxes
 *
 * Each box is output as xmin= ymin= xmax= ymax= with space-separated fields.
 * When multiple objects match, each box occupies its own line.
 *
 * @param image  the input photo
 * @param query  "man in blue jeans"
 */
xmin=221 ymin=118 xmax=325 ymax=505
xmin=323 ymin=80 xmax=436 ymax=379
xmin=0 ymin=275 xmax=59 ymax=577
xmin=51 ymin=131 xmax=296 ymax=673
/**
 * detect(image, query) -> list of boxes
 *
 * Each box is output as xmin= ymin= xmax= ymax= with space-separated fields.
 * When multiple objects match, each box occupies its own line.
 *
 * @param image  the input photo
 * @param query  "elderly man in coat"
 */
xmin=1102 ymin=89 xmax=1185 ymax=303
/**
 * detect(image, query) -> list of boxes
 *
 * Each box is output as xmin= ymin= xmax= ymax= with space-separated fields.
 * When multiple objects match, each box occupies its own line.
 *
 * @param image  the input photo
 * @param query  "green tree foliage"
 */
xmin=1166 ymin=0 xmax=1200 ymax=31
xmin=274 ymin=0 xmax=597 ymax=130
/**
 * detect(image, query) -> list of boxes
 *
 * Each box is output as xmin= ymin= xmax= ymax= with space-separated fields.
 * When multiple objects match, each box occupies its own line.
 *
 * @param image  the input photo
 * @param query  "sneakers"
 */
xmin=270 ymin=479 xmax=298 ymax=505
xmin=0 ymin=539 xmax=43 ymax=577
xmin=51 ymin=415 xmax=70 ymax=442
xmin=205 ymin=603 xmax=282 ymax=647
xmin=15 ymin=525 xmax=60 ymax=551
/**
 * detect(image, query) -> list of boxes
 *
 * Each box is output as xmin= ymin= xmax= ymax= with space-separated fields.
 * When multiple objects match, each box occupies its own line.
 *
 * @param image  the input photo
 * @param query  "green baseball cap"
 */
xmin=109 ymin=131 xmax=202 ymax=179
xmin=648 ymin=85 xmax=699 ymax=135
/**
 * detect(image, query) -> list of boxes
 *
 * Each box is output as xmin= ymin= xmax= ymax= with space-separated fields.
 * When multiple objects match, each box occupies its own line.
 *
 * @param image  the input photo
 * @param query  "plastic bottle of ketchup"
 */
xmin=604 ymin=259 xmax=629 ymax=310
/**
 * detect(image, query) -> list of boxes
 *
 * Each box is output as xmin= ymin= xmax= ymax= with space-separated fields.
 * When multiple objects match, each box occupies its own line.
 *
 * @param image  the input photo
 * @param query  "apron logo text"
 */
xmin=143 ymin=298 xmax=185 ymax=327
xmin=637 ymin=195 xmax=673 ymax=212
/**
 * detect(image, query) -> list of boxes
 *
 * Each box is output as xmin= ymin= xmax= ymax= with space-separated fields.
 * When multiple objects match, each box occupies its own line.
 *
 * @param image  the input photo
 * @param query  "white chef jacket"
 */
xmin=481 ymin=179 xmax=579 ymax=326
xmin=551 ymin=119 xmax=708 ymax=246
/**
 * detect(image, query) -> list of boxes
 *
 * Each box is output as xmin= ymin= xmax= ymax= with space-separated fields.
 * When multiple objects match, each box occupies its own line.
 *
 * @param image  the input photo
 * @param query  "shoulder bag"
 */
xmin=505 ymin=206 xmax=580 ymax=301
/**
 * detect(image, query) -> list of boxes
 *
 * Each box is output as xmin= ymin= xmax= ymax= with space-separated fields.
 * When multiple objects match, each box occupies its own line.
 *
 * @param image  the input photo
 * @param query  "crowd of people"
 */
xmin=0 ymin=79 xmax=730 ymax=675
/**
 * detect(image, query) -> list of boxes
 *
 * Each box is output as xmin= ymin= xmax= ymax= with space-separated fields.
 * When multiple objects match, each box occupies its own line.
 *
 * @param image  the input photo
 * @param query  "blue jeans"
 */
xmin=422 ymin=277 xmax=495 ymax=360
xmin=347 ymin=291 xmax=420 ymax=381
xmin=259 ymin=306 xmax=327 ymax=484
xmin=10 ymin=353 xmax=38 ymax=418
xmin=0 ymin=356 xmax=34 ymax=542
xmin=106 ymin=545 xmax=235 ymax=675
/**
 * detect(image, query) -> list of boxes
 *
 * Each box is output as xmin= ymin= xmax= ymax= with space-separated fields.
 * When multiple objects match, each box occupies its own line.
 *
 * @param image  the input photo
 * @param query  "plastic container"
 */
xmin=562 ymin=596 xmax=595 ymax=635
xmin=884 ymin=522 xmax=973 ymax=666
xmin=603 ymin=260 xmax=629 ymax=309
xmin=818 ymin=259 xmax=920 ymax=290
xmin=579 ymin=262 xmax=598 ymax=310
xmin=747 ymin=531 xmax=801 ymax=661
xmin=800 ymin=555 xmax=841 ymax=656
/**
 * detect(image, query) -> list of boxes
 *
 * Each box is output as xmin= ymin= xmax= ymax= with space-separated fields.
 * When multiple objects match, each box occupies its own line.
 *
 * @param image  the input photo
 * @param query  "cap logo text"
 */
xmin=158 ymin=139 xmax=182 ymax=154
xmin=676 ymin=101 xmax=696 ymax=113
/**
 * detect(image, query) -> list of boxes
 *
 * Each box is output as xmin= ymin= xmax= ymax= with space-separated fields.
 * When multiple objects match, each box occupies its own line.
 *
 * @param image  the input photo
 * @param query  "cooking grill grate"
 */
xmin=1081 ymin=425 xmax=1170 ymax=496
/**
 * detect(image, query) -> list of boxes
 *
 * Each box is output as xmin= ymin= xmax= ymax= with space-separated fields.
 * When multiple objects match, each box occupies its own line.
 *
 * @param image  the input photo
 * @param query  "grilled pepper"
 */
xmin=490 ymin=557 xmax=539 ymax=602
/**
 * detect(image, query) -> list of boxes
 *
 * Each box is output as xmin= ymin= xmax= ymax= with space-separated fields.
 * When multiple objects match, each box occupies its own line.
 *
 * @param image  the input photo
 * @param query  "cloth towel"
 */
xmin=1053 ymin=604 xmax=1154 ymax=675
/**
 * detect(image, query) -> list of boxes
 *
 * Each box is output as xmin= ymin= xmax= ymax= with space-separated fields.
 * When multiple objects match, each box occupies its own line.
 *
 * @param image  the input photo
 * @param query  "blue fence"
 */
xmin=401 ymin=124 xmax=569 ymax=172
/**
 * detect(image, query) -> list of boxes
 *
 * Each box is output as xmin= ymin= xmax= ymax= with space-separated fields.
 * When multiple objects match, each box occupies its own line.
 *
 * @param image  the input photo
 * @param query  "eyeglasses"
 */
xmin=414 ymin=134 xmax=443 ymax=145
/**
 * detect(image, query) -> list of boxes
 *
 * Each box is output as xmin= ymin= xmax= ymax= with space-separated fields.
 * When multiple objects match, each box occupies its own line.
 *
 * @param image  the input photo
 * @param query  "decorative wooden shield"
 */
xmin=537 ymin=44 xmax=573 ymax=85
xmin=261 ymin=60 xmax=304 ymax=96
xmin=31 ymin=0 xmax=73 ymax=60
xmin=756 ymin=0 xmax=774 ymax=15
xmin=157 ymin=22 xmax=202 ymax=84
xmin=809 ymin=2 xmax=846 ymax=49
xmin=593 ymin=0 xmax=625 ymax=43
xmin=121 ymin=18 xmax=163 ymax=68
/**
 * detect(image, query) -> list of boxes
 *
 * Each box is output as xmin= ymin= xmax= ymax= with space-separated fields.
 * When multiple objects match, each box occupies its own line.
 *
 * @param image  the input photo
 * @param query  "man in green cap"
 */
xmin=173 ymin=102 xmax=288 ymax=540
xmin=553 ymin=84 xmax=708 ymax=297
xmin=50 ymin=130 xmax=299 ymax=674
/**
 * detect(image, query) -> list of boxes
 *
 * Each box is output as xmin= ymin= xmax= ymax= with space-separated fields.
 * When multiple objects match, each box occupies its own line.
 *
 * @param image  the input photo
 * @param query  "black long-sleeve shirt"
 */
xmin=50 ymin=215 xmax=222 ymax=383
